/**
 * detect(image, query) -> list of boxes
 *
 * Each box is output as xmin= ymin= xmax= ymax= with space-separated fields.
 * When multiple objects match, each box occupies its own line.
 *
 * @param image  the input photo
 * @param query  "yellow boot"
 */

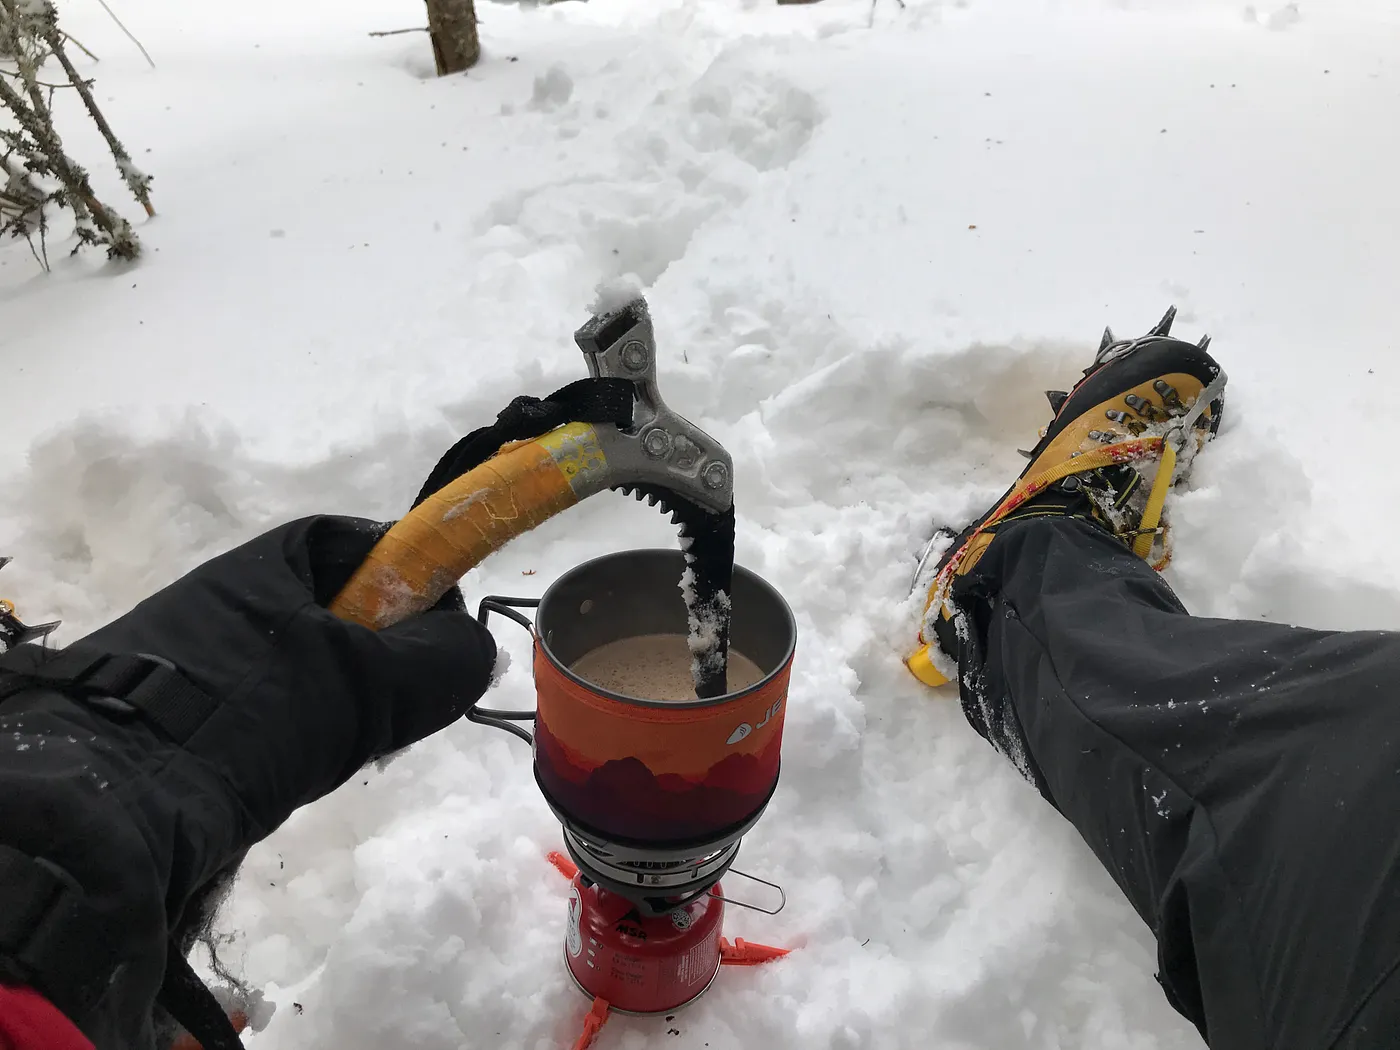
xmin=907 ymin=308 xmax=1227 ymax=687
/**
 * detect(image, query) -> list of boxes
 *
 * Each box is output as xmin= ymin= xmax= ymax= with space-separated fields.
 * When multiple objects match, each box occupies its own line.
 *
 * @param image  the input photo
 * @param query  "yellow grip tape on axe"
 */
xmin=330 ymin=421 xmax=608 ymax=630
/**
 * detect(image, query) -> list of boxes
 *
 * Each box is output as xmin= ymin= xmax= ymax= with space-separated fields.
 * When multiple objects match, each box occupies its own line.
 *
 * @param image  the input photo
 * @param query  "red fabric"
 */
xmin=0 ymin=985 xmax=93 ymax=1050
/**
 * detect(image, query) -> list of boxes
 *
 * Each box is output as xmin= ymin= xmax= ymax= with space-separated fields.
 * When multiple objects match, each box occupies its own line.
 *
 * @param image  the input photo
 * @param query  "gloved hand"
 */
xmin=0 ymin=515 xmax=497 ymax=1050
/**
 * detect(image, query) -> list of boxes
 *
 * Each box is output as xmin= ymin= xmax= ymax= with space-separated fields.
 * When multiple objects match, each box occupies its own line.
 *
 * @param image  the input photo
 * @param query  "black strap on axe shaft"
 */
xmin=413 ymin=378 xmax=635 ymax=508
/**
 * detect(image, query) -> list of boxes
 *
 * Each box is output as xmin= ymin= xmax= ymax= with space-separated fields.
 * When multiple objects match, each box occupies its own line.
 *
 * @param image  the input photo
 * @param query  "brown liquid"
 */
xmin=570 ymin=633 xmax=765 ymax=702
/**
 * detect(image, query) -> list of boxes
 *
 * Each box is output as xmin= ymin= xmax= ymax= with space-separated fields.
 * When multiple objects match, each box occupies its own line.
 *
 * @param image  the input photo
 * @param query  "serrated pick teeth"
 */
xmin=614 ymin=484 xmax=686 ymax=526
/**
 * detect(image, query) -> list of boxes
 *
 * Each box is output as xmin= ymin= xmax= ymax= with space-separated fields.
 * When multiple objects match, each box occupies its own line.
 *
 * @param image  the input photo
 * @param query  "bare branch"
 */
xmin=93 ymin=0 xmax=153 ymax=69
xmin=0 ymin=67 xmax=79 ymax=90
xmin=60 ymin=31 xmax=99 ymax=63
xmin=369 ymin=27 xmax=428 ymax=38
xmin=24 ymin=226 xmax=46 ymax=269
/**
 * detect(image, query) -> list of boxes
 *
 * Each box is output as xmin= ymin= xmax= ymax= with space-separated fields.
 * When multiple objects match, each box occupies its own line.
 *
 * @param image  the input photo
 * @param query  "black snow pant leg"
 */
xmin=951 ymin=516 xmax=1400 ymax=1050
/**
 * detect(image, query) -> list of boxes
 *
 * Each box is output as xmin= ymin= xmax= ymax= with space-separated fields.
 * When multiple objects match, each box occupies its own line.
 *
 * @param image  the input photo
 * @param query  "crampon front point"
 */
xmin=0 ymin=558 xmax=59 ymax=654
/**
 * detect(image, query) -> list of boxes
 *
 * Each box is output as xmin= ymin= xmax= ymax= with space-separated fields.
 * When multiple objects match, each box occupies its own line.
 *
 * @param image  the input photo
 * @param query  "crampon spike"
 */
xmin=1099 ymin=326 xmax=1116 ymax=352
xmin=1045 ymin=389 xmax=1069 ymax=413
xmin=1198 ymin=333 xmax=1212 ymax=352
xmin=1149 ymin=305 xmax=1177 ymax=337
xmin=0 ymin=562 xmax=62 ymax=652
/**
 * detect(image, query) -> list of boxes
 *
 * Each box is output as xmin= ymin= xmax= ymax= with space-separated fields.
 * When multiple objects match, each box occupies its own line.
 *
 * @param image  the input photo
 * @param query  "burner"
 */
xmin=560 ymin=825 xmax=739 ymax=914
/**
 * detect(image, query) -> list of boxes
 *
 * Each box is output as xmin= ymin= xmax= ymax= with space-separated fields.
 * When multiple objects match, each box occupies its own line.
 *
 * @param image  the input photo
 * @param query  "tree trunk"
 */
xmin=424 ymin=0 xmax=479 ymax=76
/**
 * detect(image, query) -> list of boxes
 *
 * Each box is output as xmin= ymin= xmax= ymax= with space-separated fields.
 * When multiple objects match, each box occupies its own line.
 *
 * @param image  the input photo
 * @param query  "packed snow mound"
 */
xmin=5 ymin=0 xmax=1400 ymax=1048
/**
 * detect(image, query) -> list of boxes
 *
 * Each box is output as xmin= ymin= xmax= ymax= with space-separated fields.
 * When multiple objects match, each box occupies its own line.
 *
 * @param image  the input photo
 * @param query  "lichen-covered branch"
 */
xmin=0 ymin=22 xmax=92 ymax=224
xmin=30 ymin=4 xmax=154 ymax=215
xmin=0 ymin=151 xmax=42 ymax=216
xmin=1 ymin=1 xmax=62 ymax=154
xmin=0 ymin=69 xmax=135 ymax=258
xmin=0 ymin=0 xmax=149 ymax=261
xmin=1 ymin=152 xmax=50 ymax=267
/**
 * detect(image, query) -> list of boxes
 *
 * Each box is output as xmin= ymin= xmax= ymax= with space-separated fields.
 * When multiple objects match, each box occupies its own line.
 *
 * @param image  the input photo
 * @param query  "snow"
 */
xmin=679 ymin=558 xmax=731 ymax=686
xmin=115 ymin=155 xmax=152 ymax=192
xmin=528 ymin=64 xmax=575 ymax=112
xmin=587 ymin=274 xmax=646 ymax=316
xmin=4 ymin=0 xmax=1400 ymax=1047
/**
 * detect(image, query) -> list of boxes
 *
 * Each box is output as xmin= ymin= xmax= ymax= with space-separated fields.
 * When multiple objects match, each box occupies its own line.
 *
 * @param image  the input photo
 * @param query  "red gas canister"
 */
xmin=565 ymin=875 xmax=726 ymax=1014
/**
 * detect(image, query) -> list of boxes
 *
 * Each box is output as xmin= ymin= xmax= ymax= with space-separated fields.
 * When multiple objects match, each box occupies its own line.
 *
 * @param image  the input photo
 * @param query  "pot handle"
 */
xmin=467 ymin=595 xmax=541 ymax=745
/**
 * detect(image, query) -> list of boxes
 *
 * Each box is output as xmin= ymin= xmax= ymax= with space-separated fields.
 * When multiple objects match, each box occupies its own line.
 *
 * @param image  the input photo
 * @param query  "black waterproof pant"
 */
xmin=953 ymin=517 xmax=1400 ymax=1050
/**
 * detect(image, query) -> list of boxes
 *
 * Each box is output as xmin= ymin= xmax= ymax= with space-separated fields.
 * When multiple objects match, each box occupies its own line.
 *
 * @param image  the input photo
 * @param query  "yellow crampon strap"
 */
xmin=1132 ymin=439 xmax=1177 ymax=562
xmin=934 ymin=435 xmax=1168 ymax=597
xmin=909 ymin=435 xmax=1174 ymax=687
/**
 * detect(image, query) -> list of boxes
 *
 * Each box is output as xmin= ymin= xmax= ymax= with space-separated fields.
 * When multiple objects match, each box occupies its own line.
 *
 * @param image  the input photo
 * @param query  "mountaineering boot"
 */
xmin=906 ymin=307 xmax=1227 ymax=687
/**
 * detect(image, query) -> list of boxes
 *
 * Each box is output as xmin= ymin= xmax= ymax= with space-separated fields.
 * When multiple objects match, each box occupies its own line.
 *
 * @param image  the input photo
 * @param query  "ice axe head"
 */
xmin=573 ymin=298 xmax=733 ymax=515
xmin=329 ymin=296 xmax=734 ymax=630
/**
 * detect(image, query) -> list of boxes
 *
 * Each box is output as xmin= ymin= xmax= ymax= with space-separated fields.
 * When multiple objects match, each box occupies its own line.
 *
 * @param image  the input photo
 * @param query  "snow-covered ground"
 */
xmin=5 ymin=0 xmax=1400 ymax=1046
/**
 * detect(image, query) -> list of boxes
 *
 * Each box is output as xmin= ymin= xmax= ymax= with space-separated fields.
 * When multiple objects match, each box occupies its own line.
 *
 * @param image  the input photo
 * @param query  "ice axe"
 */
xmin=328 ymin=297 xmax=738 ymax=696
xmin=1 ymin=300 xmax=734 ymax=690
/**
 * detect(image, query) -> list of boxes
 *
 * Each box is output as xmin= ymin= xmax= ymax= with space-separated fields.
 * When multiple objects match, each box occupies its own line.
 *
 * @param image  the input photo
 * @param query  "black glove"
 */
xmin=0 ymin=515 xmax=497 ymax=1050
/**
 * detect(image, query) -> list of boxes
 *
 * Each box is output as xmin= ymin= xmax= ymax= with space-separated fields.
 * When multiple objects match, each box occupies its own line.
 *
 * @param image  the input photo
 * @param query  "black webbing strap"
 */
xmin=413 ymin=377 xmax=634 ymax=508
xmin=1 ymin=648 xmax=218 ymax=745
xmin=0 ymin=648 xmax=231 ymax=1033
xmin=0 ymin=845 xmax=120 ymax=1024
xmin=0 ymin=673 xmax=32 ymax=705
xmin=158 ymin=939 xmax=245 ymax=1050
xmin=0 ymin=642 xmax=50 ymax=703
xmin=0 ymin=795 xmax=246 ymax=1050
